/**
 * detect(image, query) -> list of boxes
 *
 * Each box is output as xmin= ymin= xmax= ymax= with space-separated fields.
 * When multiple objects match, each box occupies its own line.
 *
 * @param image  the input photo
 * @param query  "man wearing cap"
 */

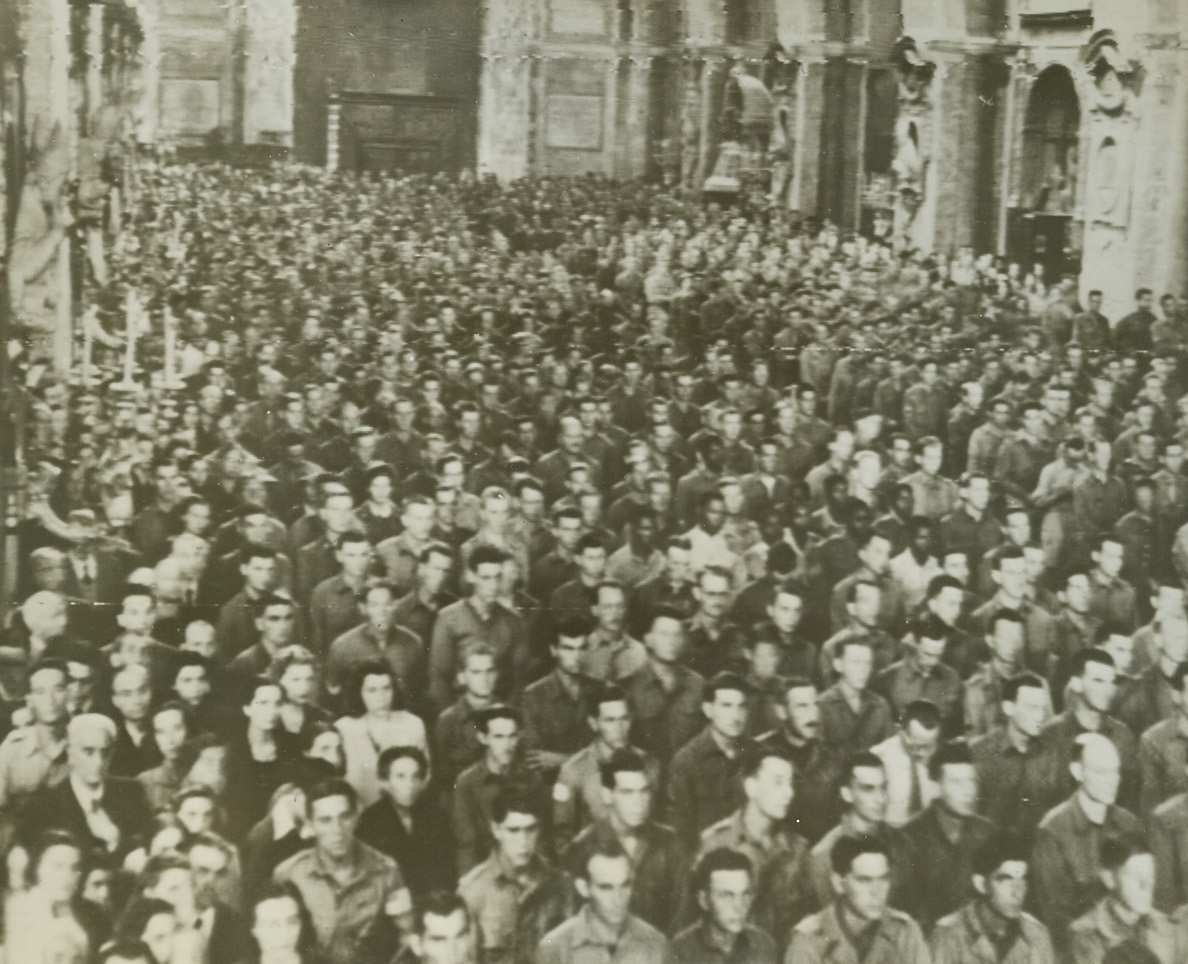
xmin=241 ymin=366 xmax=289 ymax=452
xmin=129 ymin=456 xmax=184 ymax=562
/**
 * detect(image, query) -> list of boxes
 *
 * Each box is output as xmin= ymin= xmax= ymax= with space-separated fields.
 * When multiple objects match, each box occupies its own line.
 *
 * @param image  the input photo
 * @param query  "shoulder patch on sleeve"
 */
xmin=386 ymin=887 xmax=413 ymax=917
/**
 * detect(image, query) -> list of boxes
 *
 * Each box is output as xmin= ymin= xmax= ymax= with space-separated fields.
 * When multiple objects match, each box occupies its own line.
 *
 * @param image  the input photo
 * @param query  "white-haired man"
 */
xmin=19 ymin=713 xmax=154 ymax=861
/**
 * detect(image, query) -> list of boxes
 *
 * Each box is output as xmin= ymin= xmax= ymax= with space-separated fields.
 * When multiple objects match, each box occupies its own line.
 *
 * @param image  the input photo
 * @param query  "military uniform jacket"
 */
xmin=783 ymin=904 xmax=929 ymax=964
xmin=562 ymin=820 xmax=688 ymax=936
xmin=537 ymin=908 xmax=666 ymax=964
xmin=458 ymin=854 xmax=577 ymax=964
xmin=697 ymin=808 xmax=810 ymax=949
xmin=929 ymin=902 xmax=1055 ymax=964
xmin=1031 ymin=795 xmax=1146 ymax=943
xmin=1069 ymin=899 xmax=1184 ymax=964
xmin=806 ymin=821 xmax=913 ymax=916
xmin=1150 ymin=792 xmax=1188 ymax=911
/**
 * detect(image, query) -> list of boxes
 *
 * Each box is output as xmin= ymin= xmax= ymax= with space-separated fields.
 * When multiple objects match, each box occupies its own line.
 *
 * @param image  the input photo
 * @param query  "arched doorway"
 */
xmin=1010 ymin=65 xmax=1081 ymax=280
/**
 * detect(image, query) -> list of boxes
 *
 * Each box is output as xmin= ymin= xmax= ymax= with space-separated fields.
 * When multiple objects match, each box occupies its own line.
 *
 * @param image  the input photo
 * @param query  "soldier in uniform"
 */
xmin=929 ymin=834 xmax=1055 ymax=964
xmin=786 ymin=835 xmax=929 ymax=964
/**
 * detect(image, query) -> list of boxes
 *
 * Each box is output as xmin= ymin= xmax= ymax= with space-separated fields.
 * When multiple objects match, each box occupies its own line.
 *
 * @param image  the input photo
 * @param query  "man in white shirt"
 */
xmin=871 ymin=699 xmax=942 ymax=828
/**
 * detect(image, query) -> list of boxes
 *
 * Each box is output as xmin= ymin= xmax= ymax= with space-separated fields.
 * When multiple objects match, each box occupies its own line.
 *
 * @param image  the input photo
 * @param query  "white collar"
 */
xmin=69 ymin=775 xmax=103 ymax=810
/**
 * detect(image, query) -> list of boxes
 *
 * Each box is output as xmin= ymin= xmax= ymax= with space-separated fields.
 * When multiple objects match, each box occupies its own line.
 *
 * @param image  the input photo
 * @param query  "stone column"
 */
xmin=134 ymin=0 xmax=161 ymax=145
xmin=476 ymin=0 xmax=537 ymax=180
xmin=696 ymin=54 xmax=726 ymax=183
xmin=242 ymin=0 xmax=297 ymax=149
xmin=9 ymin=0 xmax=76 ymax=371
xmin=919 ymin=47 xmax=1004 ymax=255
xmin=477 ymin=52 xmax=533 ymax=180
xmin=614 ymin=52 xmax=652 ymax=178
xmin=793 ymin=55 xmax=827 ymax=218
xmin=87 ymin=4 xmax=104 ymax=132
xmin=1079 ymin=41 xmax=1188 ymax=318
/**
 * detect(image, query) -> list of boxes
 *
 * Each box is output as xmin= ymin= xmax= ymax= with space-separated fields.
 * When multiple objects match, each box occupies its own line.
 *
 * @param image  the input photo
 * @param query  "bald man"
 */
xmin=15 ymin=591 xmax=70 ymax=662
xmin=18 ymin=713 xmax=153 ymax=861
xmin=1031 ymin=733 xmax=1146 ymax=952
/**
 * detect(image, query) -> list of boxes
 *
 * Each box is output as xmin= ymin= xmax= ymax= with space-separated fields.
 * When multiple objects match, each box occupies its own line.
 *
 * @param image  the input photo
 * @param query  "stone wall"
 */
xmin=242 ymin=0 xmax=296 ymax=147
xmin=1005 ymin=3 xmax=1188 ymax=317
xmin=293 ymin=0 xmax=482 ymax=168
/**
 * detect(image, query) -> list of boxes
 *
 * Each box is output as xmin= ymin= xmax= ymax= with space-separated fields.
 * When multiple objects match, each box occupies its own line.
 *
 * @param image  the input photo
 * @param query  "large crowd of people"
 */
xmin=5 ymin=160 xmax=1188 ymax=964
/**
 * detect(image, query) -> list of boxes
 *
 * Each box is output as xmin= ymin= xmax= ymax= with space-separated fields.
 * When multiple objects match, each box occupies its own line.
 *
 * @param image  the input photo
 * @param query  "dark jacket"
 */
xmin=355 ymin=794 xmax=457 ymax=898
xmin=563 ymin=820 xmax=688 ymax=935
xmin=19 ymin=776 xmax=154 ymax=860
xmin=901 ymin=802 xmax=996 ymax=930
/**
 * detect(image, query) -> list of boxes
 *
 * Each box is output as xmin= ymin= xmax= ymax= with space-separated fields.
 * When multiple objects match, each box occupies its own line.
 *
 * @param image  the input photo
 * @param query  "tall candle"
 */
xmin=121 ymin=291 xmax=140 ymax=386
xmin=163 ymin=307 xmax=177 ymax=386
xmin=122 ymin=320 xmax=135 ymax=384
xmin=81 ymin=307 xmax=93 ymax=386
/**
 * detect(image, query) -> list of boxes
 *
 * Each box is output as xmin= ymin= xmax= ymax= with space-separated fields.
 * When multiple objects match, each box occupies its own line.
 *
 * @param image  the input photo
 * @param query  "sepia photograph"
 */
xmin=0 ymin=0 xmax=1187 ymax=962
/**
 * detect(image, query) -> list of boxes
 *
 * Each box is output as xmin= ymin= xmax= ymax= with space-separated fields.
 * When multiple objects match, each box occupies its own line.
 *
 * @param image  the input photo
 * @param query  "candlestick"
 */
xmin=81 ymin=307 xmax=94 ymax=386
xmin=163 ymin=307 xmax=179 ymax=388
xmin=114 ymin=291 xmax=141 ymax=390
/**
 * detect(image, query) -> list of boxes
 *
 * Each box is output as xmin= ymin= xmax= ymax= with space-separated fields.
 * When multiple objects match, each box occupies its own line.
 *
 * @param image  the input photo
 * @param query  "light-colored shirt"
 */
xmin=274 ymin=842 xmax=408 ymax=964
xmin=538 ymin=907 xmax=666 ymax=964
xmin=335 ymin=712 xmax=428 ymax=807
xmin=871 ymin=733 xmax=938 ymax=828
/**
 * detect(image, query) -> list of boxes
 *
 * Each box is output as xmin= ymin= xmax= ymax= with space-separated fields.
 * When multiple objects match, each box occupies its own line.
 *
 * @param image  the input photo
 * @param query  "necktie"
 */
xmin=87 ymin=796 xmax=121 ymax=851
xmin=908 ymin=758 xmax=923 ymax=814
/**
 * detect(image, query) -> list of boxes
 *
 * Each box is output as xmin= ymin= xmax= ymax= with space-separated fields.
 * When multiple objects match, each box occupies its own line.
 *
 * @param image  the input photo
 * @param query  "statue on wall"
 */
xmin=763 ymin=44 xmax=798 ymax=206
xmin=1086 ymin=30 xmax=1141 ymax=117
xmin=725 ymin=63 xmax=773 ymax=155
xmin=680 ymin=67 xmax=702 ymax=188
xmin=890 ymin=37 xmax=934 ymax=247
xmin=8 ymin=119 xmax=75 ymax=347
xmin=1083 ymin=30 xmax=1141 ymax=228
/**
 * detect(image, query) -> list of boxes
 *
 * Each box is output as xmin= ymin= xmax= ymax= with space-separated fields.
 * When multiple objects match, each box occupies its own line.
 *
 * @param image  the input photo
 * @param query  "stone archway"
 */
xmin=1023 ymin=65 xmax=1080 ymax=213
xmin=1014 ymin=64 xmax=1082 ymax=279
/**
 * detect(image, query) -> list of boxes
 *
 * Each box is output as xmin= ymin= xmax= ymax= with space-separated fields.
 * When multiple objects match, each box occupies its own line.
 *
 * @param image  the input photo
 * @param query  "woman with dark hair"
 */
xmin=334 ymin=659 xmax=427 ymax=806
xmin=79 ymin=847 xmax=117 ymax=924
xmin=138 ymin=701 xmax=192 ymax=813
xmin=112 ymin=896 xmax=183 ymax=964
xmin=296 ymin=721 xmax=346 ymax=788
xmin=235 ymin=880 xmax=328 ymax=964
xmin=241 ymin=783 xmax=311 ymax=901
xmin=176 ymin=732 xmax=230 ymax=799
xmin=269 ymin=645 xmax=332 ymax=746
xmin=4 ymin=830 xmax=107 ymax=962
xmin=225 ymin=676 xmax=299 ymax=841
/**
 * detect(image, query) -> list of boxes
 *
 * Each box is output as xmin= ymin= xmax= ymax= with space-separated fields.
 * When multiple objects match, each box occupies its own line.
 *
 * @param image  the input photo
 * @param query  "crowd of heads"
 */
xmin=5 ymin=161 xmax=1188 ymax=963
